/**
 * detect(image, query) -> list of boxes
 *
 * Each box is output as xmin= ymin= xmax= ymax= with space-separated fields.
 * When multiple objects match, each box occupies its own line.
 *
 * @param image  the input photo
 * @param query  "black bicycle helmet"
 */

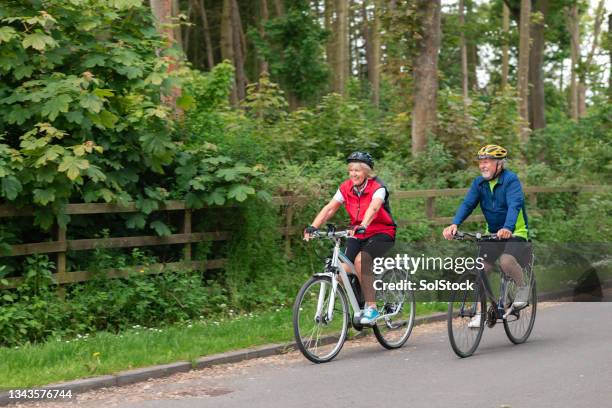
xmin=346 ymin=151 xmax=374 ymax=169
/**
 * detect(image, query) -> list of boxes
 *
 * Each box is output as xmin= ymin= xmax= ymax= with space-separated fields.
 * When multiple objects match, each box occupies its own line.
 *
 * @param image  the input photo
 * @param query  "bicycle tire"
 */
xmin=504 ymin=268 xmax=537 ymax=344
xmin=448 ymin=272 xmax=486 ymax=358
xmin=293 ymin=276 xmax=349 ymax=363
xmin=373 ymin=268 xmax=416 ymax=349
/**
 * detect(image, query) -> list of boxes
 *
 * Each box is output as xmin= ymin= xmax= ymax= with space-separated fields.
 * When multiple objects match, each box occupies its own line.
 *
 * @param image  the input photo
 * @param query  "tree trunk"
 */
xmin=220 ymin=0 xmax=238 ymax=105
xmin=273 ymin=0 xmax=284 ymax=16
xmin=348 ymin=0 xmax=355 ymax=78
xmin=411 ymin=0 xmax=441 ymax=155
xmin=559 ymin=59 xmax=563 ymax=92
xmin=195 ymin=0 xmax=214 ymax=70
xmin=231 ymin=0 xmax=247 ymax=101
xmin=459 ymin=0 xmax=469 ymax=105
xmin=528 ymin=0 xmax=547 ymax=130
xmin=568 ymin=4 xmax=580 ymax=120
xmin=609 ymin=13 xmax=612 ymax=103
xmin=465 ymin=0 xmax=478 ymax=92
xmin=578 ymin=0 xmax=605 ymax=117
xmin=150 ymin=0 xmax=173 ymax=42
xmin=258 ymin=0 xmax=270 ymax=74
xmin=334 ymin=0 xmax=349 ymax=96
xmin=501 ymin=2 xmax=509 ymax=89
xmin=183 ymin=1 xmax=193 ymax=56
xmin=325 ymin=0 xmax=335 ymax=91
xmin=517 ymin=0 xmax=531 ymax=142
xmin=150 ymin=0 xmax=181 ymax=113
xmin=172 ymin=0 xmax=183 ymax=51
xmin=364 ymin=0 xmax=381 ymax=106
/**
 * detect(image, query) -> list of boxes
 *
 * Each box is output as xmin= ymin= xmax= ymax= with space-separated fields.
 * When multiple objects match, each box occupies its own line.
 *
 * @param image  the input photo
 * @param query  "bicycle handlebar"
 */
xmin=453 ymin=231 xmax=503 ymax=241
xmin=305 ymin=224 xmax=358 ymax=240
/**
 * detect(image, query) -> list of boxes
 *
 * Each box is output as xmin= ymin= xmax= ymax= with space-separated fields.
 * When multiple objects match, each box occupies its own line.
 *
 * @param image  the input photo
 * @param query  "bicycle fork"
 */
xmin=315 ymin=275 xmax=338 ymax=324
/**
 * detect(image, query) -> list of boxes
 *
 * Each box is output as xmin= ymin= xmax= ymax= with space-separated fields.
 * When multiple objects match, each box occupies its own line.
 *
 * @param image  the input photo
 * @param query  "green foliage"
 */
xmin=437 ymin=87 xmax=522 ymax=169
xmin=0 ymin=263 xmax=229 ymax=347
xmin=242 ymin=72 xmax=288 ymax=124
xmin=0 ymin=3 xmax=258 ymax=232
xmin=0 ymin=0 xmax=174 ymax=228
xmin=525 ymin=104 xmax=612 ymax=183
xmin=249 ymin=3 xmax=329 ymax=103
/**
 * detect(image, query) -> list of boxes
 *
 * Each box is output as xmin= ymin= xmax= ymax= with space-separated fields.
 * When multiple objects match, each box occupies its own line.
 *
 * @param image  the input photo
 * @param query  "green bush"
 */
xmin=0 ymin=2 xmax=258 ymax=232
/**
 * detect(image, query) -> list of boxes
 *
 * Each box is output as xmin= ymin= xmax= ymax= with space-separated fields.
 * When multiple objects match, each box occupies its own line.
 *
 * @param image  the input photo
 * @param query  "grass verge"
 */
xmin=0 ymin=302 xmax=447 ymax=390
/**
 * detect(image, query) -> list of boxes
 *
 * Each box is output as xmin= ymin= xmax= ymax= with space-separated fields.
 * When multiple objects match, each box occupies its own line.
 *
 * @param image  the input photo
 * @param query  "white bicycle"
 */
xmin=293 ymin=225 xmax=416 ymax=363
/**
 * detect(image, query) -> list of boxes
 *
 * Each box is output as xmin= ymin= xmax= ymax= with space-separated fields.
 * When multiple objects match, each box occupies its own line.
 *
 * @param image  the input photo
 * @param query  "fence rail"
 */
xmin=0 ymin=185 xmax=605 ymax=289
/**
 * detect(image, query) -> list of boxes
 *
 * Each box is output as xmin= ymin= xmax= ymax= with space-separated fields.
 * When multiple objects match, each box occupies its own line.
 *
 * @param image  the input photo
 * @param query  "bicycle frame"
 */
xmin=468 ymin=252 xmax=535 ymax=321
xmin=313 ymin=235 xmax=401 ymax=324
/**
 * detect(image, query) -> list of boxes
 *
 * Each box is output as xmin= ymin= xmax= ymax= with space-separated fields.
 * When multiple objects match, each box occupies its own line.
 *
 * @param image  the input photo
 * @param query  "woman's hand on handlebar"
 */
xmin=303 ymin=225 xmax=319 ymax=241
xmin=348 ymin=225 xmax=366 ymax=237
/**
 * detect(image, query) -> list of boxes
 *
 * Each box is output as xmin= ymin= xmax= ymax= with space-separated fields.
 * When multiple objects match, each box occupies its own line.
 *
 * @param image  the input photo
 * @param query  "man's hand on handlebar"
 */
xmin=496 ymin=228 xmax=512 ymax=239
xmin=442 ymin=224 xmax=457 ymax=240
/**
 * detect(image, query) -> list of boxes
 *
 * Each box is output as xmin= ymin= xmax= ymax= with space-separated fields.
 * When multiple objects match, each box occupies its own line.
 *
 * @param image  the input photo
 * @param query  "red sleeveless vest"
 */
xmin=338 ymin=177 xmax=396 ymax=239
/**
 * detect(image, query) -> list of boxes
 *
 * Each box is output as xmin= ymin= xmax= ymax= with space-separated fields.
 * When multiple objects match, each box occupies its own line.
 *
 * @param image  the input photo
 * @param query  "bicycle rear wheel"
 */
xmin=448 ymin=272 xmax=486 ymax=358
xmin=504 ymin=265 xmax=537 ymax=344
xmin=293 ymin=276 xmax=349 ymax=363
xmin=373 ymin=268 xmax=416 ymax=349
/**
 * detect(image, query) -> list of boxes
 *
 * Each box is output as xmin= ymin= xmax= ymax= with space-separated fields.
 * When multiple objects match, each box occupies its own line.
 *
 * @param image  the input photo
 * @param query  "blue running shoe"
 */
xmin=359 ymin=306 xmax=380 ymax=325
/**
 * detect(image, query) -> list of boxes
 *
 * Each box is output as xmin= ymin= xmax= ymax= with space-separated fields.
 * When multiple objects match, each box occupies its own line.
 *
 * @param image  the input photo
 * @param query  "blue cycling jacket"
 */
xmin=451 ymin=169 xmax=528 ymax=234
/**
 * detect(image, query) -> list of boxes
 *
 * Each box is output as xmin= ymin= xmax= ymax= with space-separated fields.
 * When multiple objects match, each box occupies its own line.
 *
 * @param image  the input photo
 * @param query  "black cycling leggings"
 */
xmin=344 ymin=233 xmax=395 ymax=303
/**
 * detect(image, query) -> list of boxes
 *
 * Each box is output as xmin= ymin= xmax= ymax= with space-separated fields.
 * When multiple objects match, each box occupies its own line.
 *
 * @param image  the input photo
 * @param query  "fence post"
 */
xmin=529 ymin=193 xmax=537 ymax=209
xmin=426 ymin=197 xmax=436 ymax=219
xmin=182 ymin=209 xmax=192 ymax=261
xmin=55 ymin=224 xmax=67 ymax=298
xmin=285 ymin=204 xmax=294 ymax=259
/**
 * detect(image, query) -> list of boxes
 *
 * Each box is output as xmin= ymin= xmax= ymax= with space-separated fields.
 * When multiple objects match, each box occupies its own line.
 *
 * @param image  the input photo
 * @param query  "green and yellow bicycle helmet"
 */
xmin=477 ymin=144 xmax=507 ymax=160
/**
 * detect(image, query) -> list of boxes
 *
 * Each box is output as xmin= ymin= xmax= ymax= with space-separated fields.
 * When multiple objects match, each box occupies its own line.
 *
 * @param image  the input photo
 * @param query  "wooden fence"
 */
xmin=0 ymin=185 xmax=604 ymax=289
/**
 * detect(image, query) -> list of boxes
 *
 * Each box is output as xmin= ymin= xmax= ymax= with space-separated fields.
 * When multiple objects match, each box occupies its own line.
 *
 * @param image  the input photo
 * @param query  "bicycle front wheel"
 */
xmin=504 ymin=266 xmax=537 ymax=344
xmin=373 ymin=268 xmax=416 ymax=349
xmin=293 ymin=276 xmax=349 ymax=363
xmin=448 ymin=272 xmax=486 ymax=358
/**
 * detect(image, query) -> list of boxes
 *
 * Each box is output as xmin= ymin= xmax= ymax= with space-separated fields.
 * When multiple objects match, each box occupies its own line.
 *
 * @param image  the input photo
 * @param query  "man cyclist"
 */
xmin=303 ymin=152 xmax=396 ymax=325
xmin=442 ymin=144 xmax=532 ymax=327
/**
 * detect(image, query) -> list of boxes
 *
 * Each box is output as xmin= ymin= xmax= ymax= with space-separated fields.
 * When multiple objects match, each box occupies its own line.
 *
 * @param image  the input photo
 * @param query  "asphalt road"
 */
xmin=22 ymin=299 xmax=612 ymax=408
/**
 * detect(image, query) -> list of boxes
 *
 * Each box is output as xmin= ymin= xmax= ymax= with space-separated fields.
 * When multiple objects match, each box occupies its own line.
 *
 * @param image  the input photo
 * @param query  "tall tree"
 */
xmin=364 ymin=0 xmax=381 ymax=106
xmin=459 ymin=0 xmax=469 ymax=104
xmin=194 ymin=0 xmax=215 ymax=70
xmin=273 ymin=0 xmax=284 ymax=16
xmin=150 ymin=0 xmax=181 ymax=112
xmin=411 ymin=0 xmax=441 ymax=155
xmin=333 ymin=0 xmax=349 ymax=95
xmin=325 ymin=0 xmax=336 ymax=90
xmin=501 ymin=2 xmax=510 ymax=89
xmin=221 ymin=0 xmax=238 ymax=104
xmin=567 ymin=3 xmax=580 ymax=120
xmin=258 ymin=0 xmax=270 ymax=74
xmin=517 ymin=0 xmax=531 ymax=141
xmin=608 ymin=13 xmax=612 ymax=103
xmin=220 ymin=0 xmax=248 ymax=105
xmin=578 ymin=0 xmax=606 ymax=117
xmin=231 ymin=0 xmax=248 ymax=101
xmin=465 ymin=0 xmax=478 ymax=92
xmin=528 ymin=0 xmax=548 ymax=130
xmin=172 ymin=0 xmax=183 ymax=50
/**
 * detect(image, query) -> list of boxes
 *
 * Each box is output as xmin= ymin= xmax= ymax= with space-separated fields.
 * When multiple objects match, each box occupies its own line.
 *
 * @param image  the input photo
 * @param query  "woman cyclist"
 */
xmin=303 ymin=152 xmax=396 ymax=325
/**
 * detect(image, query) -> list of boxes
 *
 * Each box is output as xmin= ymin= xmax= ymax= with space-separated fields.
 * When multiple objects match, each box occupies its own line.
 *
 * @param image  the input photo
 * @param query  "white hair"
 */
xmin=348 ymin=162 xmax=375 ymax=177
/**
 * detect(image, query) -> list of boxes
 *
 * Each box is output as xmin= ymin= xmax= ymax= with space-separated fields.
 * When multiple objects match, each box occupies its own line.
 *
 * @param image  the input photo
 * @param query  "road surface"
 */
xmin=17 ymin=301 xmax=612 ymax=408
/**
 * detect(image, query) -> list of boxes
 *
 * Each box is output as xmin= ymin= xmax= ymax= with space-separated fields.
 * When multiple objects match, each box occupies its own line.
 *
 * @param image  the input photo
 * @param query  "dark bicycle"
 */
xmin=447 ymin=231 xmax=537 ymax=358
